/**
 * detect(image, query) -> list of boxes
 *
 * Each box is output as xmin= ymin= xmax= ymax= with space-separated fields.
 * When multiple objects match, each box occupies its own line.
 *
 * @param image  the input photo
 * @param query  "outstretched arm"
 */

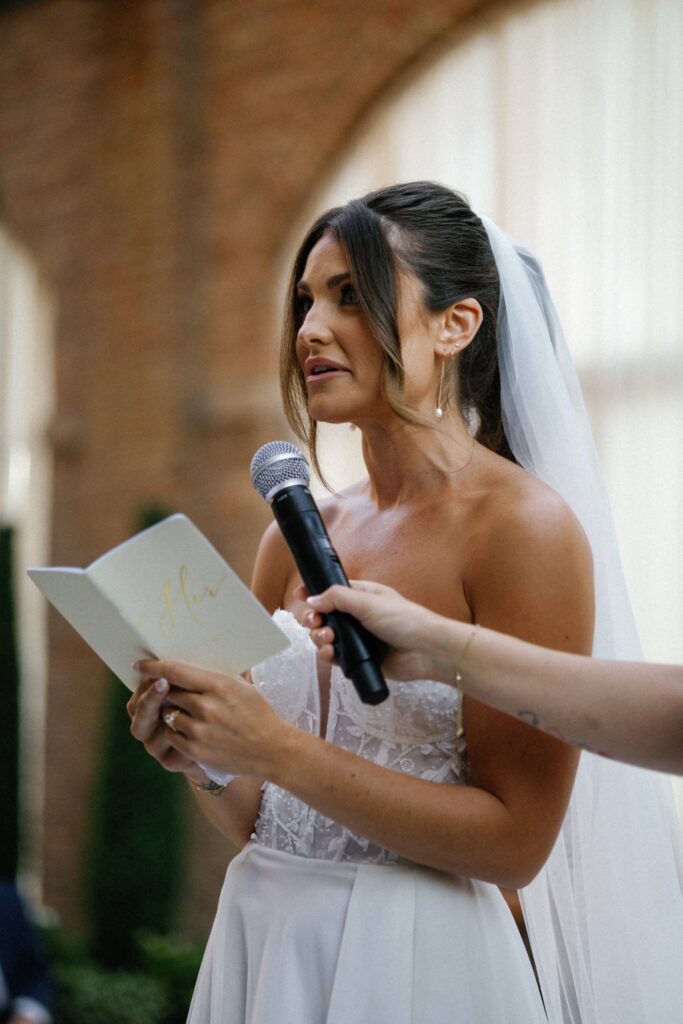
xmin=304 ymin=581 xmax=683 ymax=776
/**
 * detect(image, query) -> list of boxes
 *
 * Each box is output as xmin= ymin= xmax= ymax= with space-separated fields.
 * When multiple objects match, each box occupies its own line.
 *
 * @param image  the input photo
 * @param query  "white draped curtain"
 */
xmin=286 ymin=0 xmax=683 ymax=669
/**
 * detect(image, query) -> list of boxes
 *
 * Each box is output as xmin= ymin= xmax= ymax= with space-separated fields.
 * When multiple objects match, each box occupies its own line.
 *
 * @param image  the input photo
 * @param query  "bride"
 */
xmin=128 ymin=181 xmax=683 ymax=1023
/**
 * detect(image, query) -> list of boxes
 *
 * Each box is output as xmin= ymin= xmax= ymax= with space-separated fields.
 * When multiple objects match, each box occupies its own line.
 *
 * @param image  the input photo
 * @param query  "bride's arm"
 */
xmin=141 ymin=492 xmax=592 ymax=888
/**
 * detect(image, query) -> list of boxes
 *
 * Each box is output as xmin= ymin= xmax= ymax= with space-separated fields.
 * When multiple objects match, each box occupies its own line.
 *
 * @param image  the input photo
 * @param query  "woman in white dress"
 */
xmin=128 ymin=182 xmax=683 ymax=1023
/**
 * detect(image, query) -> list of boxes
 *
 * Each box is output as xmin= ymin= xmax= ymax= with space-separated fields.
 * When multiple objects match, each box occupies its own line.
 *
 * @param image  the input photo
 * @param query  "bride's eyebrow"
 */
xmin=296 ymin=272 xmax=351 ymax=293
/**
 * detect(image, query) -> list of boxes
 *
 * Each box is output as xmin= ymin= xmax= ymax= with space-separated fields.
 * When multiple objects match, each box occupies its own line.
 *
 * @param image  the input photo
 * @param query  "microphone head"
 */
xmin=250 ymin=440 xmax=310 ymax=501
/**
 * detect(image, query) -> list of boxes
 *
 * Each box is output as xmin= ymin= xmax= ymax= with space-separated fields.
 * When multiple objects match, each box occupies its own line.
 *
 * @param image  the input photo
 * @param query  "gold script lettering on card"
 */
xmin=137 ymin=566 xmax=229 ymax=639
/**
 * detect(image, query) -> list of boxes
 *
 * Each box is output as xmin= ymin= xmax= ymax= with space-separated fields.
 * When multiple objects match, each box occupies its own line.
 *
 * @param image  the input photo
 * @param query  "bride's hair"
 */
xmin=281 ymin=181 xmax=512 ymax=479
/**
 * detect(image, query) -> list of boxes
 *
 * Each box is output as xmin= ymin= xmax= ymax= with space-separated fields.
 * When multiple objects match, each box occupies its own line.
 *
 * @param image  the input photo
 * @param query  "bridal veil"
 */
xmin=482 ymin=215 xmax=683 ymax=1023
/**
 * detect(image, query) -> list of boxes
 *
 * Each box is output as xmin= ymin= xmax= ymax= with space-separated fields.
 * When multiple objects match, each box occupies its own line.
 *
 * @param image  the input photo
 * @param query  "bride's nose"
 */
xmin=297 ymin=302 xmax=334 ymax=349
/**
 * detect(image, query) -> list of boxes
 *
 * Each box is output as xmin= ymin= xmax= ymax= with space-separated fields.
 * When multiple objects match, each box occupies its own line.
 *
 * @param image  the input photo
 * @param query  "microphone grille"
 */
xmin=250 ymin=440 xmax=310 ymax=500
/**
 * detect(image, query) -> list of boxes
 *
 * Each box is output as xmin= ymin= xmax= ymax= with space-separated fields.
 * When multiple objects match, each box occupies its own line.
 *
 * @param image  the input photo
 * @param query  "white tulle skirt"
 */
xmin=187 ymin=842 xmax=547 ymax=1023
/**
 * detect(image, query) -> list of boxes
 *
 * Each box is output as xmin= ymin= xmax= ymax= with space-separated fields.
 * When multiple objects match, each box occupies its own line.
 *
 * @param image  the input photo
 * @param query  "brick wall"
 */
xmin=0 ymin=0 xmax=492 ymax=941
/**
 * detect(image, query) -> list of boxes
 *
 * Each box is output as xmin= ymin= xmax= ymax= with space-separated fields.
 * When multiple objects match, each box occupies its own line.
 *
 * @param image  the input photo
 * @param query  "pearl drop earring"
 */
xmin=435 ymin=346 xmax=460 ymax=419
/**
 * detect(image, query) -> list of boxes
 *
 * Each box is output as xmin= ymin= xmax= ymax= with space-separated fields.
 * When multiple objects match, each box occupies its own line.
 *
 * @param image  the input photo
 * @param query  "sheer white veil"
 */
xmin=481 ymin=215 xmax=683 ymax=1023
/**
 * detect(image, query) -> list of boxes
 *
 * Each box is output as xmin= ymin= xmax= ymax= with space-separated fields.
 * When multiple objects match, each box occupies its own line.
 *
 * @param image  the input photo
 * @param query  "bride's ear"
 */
xmin=435 ymin=298 xmax=483 ymax=357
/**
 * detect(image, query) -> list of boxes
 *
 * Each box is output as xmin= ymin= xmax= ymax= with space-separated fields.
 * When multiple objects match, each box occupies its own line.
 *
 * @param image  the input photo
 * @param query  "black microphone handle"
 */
xmin=270 ymin=485 xmax=389 ymax=705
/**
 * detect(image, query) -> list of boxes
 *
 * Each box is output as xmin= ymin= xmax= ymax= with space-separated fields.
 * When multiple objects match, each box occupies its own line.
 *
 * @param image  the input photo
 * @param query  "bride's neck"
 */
xmin=358 ymin=412 xmax=476 ymax=509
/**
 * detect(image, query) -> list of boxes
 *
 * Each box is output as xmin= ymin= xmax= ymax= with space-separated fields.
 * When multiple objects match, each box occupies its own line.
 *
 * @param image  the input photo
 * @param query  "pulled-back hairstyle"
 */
xmin=281 ymin=181 xmax=512 ymax=480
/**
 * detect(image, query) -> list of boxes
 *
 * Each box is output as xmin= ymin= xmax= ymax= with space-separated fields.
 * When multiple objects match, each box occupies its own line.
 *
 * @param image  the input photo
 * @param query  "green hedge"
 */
xmin=137 ymin=930 xmax=203 ymax=1022
xmin=55 ymin=963 xmax=168 ymax=1024
xmin=44 ymin=926 xmax=202 ymax=1024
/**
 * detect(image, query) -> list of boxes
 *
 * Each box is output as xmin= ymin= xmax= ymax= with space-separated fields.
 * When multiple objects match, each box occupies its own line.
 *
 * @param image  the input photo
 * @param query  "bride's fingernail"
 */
xmin=155 ymin=677 xmax=169 ymax=694
xmin=307 ymin=596 xmax=322 ymax=606
xmin=305 ymin=610 xmax=315 ymax=625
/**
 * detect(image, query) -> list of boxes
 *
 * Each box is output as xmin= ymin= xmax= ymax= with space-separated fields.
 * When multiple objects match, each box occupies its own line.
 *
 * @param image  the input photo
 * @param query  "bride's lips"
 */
xmin=304 ymin=357 xmax=351 ymax=384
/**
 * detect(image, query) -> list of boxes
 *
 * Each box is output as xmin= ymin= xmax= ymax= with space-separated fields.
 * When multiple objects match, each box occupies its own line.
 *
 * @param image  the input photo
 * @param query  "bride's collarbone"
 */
xmin=331 ymin=517 xmax=469 ymax=588
xmin=326 ymin=548 xmax=469 ymax=622
xmin=304 ymin=494 xmax=482 ymax=617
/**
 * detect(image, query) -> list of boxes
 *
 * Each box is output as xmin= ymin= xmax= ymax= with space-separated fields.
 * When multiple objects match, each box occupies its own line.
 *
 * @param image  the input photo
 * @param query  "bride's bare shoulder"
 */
xmin=462 ymin=456 xmax=594 ymax=647
xmin=468 ymin=456 xmax=593 ymax=581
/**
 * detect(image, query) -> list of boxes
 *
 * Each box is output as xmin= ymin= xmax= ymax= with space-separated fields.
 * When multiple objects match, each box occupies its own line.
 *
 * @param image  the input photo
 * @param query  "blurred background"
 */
xmin=1 ymin=0 xmax=681 ymax=1019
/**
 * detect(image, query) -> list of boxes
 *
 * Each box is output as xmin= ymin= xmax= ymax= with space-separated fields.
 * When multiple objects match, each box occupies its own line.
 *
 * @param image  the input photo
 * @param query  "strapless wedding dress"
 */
xmin=187 ymin=611 xmax=547 ymax=1023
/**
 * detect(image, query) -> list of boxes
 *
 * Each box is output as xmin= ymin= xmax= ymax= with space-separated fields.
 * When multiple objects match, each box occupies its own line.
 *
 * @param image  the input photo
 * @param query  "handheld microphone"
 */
xmin=250 ymin=441 xmax=389 ymax=706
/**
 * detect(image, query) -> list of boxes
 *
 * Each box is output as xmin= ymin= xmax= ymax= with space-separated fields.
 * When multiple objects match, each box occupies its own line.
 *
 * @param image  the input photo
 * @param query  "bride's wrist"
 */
xmin=267 ymin=722 xmax=309 ymax=789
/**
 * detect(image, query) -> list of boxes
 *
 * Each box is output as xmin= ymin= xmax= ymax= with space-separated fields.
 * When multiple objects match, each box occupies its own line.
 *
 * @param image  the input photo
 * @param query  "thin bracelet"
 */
xmin=455 ymin=624 xmax=479 ymax=738
xmin=455 ymin=624 xmax=480 ymax=683
xmin=188 ymin=776 xmax=228 ymax=797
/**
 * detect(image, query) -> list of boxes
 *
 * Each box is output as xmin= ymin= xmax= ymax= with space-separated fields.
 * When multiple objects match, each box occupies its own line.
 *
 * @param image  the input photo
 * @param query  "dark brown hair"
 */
xmin=280 ymin=181 xmax=513 ymax=480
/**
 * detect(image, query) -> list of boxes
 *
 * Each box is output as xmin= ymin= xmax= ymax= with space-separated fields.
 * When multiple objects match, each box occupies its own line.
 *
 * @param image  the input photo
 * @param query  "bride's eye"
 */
xmin=340 ymin=283 xmax=358 ymax=307
xmin=295 ymin=293 xmax=313 ymax=320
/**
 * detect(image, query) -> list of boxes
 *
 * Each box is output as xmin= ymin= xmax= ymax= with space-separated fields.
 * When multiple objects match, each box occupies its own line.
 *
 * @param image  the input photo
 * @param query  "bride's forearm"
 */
xmin=425 ymin=616 xmax=683 ymax=774
xmin=267 ymin=727 xmax=553 ymax=889
xmin=187 ymin=773 xmax=263 ymax=848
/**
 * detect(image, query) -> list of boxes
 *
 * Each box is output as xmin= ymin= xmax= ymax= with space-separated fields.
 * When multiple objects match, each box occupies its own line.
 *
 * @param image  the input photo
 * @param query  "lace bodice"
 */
xmin=251 ymin=610 xmax=468 ymax=865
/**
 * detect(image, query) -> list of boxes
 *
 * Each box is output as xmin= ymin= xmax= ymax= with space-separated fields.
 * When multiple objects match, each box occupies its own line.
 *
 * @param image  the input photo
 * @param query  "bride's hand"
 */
xmin=132 ymin=659 xmax=293 ymax=779
xmin=127 ymin=675 xmax=200 ymax=777
xmin=298 ymin=581 xmax=449 ymax=683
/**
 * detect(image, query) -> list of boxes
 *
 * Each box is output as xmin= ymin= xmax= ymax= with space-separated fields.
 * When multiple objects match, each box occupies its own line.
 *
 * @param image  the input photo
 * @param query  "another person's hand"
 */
xmin=132 ymin=660 xmax=293 ymax=779
xmin=300 ymin=581 xmax=459 ymax=684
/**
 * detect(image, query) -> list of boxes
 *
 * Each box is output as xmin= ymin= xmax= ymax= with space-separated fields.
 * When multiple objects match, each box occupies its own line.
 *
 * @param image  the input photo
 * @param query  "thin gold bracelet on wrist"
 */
xmin=455 ymin=624 xmax=479 ymax=681
xmin=188 ymin=776 xmax=227 ymax=796
xmin=455 ymin=624 xmax=479 ymax=738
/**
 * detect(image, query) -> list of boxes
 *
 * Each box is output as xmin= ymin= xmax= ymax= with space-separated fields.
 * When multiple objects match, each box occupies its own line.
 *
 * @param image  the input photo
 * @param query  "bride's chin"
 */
xmin=309 ymin=413 xmax=353 ymax=427
xmin=307 ymin=401 xmax=360 ymax=426
xmin=307 ymin=389 xmax=384 ymax=426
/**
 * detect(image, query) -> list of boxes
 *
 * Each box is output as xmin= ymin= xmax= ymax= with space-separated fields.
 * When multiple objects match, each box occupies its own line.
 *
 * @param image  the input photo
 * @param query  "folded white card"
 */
xmin=28 ymin=513 xmax=290 ymax=785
